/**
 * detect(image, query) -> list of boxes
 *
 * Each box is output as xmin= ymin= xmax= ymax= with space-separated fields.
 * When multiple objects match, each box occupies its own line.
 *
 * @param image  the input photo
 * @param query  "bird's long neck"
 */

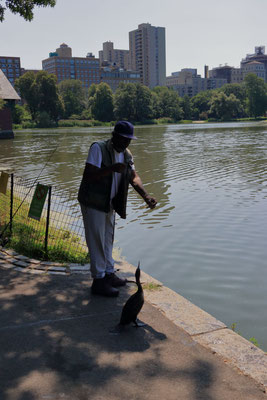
xmin=136 ymin=273 xmax=142 ymax=292
xmin=137 ymin=282 xmax=143 ymax=292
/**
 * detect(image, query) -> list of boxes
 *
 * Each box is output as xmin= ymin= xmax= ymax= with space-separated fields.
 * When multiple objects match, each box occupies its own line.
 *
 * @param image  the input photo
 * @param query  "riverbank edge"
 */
xmin=12 ymin=117 xmax=267 ymax=130
xmin=119 ymin=259 xmax=267 ymax=392
xmin=0 ymin=246 xmax=266 ymax=392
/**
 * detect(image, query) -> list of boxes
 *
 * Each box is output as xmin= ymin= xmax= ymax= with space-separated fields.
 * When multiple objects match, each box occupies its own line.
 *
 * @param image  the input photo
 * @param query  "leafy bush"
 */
xmin=36 ymin=111 xmax=56 ymax=128
xmin=156 ymin=117 xmax=176 ymax=124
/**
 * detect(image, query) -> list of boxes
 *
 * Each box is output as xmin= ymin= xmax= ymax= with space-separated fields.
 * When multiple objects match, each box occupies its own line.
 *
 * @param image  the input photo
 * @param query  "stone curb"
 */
xmin=0 ymin=247 xmax=90 ymax=276
xmin=1 ymin=247 xmax=266 ymax=393
xmin=119 ymin=259 xmax=267 ymax=393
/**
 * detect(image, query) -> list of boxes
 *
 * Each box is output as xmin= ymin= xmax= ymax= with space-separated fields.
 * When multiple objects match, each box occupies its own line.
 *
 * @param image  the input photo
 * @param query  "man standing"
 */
xmin=78 ymin=121 xmax=157 ymax=297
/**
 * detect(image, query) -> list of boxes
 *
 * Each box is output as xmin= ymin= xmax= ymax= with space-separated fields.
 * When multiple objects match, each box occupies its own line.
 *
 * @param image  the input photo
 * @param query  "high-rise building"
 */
xmin=129 ymin=23 xmax=166 ymax=88
xmin=0 ymin=56 xmax=21 ymax=86
xmin=42 ymin=44 xmax=100 ymax=88
xmin=99 ymin=41 xmax=129 ymax=70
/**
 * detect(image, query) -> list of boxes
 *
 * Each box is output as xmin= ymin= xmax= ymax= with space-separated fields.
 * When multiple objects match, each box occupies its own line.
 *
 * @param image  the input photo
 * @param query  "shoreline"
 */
xmin=120 ymin=259 xmax=267 ymax=392
xmin=12 ymin=117 xmax=267 ymax=131
xmin=1 ymin=245 xmax=266 ymax=391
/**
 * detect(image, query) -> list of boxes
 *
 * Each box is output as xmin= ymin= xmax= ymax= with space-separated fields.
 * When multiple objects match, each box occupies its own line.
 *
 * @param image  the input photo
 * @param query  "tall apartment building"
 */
xmin=0 ymin=56 xmax=21 ymax=86
xmin=99 ymin=41 xmax=129 ymax=70
xmin=42 ymin=44 xmax=100 ymax=88
xmin=129 ymin=23 xmax=166 ymax=88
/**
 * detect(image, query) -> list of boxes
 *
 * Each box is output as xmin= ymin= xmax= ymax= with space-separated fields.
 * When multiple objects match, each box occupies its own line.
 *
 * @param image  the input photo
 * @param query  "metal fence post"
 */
xmin=10 ymin=173 xmax=14 ymax=236
xmin=44 ymin=186 xmax=52 ymax=258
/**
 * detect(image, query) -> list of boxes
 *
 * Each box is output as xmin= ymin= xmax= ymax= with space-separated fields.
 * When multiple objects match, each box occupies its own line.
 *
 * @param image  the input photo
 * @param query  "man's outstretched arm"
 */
xmin=130 ymin=170 xmax=157 ymax=209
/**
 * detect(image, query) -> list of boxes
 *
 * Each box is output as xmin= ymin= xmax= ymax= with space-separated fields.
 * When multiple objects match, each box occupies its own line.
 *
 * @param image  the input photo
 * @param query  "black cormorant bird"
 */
xmin=119 ymin=262 xmax=145 ymax=328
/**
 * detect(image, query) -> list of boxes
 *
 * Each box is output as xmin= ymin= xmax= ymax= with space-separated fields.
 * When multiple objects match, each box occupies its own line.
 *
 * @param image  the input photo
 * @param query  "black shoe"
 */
xmin=91 ymin=277 xmax=119 ymax=297
xmin=106 ymin=273 xmax=127 ymax=287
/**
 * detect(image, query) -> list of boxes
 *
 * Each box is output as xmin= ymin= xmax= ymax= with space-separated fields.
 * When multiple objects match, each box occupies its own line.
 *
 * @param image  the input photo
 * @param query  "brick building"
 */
xmin=42 ymin=44 xmax=100 ymax=88
xmin=0 ymin=56 xmax=21 ymax=87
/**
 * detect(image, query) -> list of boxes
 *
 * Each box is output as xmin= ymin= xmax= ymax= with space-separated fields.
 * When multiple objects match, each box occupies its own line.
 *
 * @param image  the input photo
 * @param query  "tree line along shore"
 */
xmin=1 ymin=70 xmax=267 ymax=129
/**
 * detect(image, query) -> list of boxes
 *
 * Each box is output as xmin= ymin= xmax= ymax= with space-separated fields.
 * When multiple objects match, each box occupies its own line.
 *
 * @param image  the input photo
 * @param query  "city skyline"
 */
xmin=1 ymin=0 xmax=267 ymax=77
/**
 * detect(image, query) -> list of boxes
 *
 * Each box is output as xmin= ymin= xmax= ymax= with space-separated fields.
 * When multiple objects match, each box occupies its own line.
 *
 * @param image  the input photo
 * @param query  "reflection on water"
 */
xmin=1 ymin=122 xmax=267 ymax=349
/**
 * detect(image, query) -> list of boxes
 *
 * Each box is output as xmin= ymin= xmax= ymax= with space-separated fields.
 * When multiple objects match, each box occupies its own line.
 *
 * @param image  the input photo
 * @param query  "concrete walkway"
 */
xmin=0 ymin=247 xmax=267 ymax=400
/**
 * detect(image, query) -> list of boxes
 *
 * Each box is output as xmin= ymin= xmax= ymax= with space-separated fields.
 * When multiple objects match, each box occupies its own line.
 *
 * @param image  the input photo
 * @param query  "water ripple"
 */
xmin=1 ymin=123 xmax=267 ymax=350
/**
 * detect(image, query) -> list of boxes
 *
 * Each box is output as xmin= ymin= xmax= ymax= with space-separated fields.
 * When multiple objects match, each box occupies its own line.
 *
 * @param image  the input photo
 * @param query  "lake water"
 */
xmin=1 ymin=122 xmax=267 ymax=350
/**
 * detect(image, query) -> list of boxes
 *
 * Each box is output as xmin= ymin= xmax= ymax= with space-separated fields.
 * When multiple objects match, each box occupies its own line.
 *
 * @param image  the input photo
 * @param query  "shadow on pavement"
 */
xmin=1 ymin=267 xmax=264 ymax=400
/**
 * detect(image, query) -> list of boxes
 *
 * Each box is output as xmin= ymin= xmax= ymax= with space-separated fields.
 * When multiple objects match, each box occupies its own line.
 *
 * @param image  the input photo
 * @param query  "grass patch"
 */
xmin=231 ymin=322 xmax=261 ymax=349
xmin=143 ymin=282 xmax=162 ymax=291
xmin=0 ymin=191 xmax=88 ymax=264
xmin=58 ymin=119 xmax=112 ymax=128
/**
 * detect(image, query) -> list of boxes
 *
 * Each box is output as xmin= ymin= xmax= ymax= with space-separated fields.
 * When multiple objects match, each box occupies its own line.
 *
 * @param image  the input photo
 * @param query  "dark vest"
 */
xmin=78 ymin=139 xmax=133 ymax=219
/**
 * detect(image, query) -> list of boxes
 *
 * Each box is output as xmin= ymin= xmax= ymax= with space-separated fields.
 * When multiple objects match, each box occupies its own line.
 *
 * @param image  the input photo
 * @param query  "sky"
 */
xmin=1 ymin=0 xmax=267 ymax=77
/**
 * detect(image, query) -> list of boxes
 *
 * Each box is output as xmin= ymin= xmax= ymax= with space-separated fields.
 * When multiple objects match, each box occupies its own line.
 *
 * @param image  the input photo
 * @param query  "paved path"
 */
xmin=0 ymin=247 xmax=267 ymax=400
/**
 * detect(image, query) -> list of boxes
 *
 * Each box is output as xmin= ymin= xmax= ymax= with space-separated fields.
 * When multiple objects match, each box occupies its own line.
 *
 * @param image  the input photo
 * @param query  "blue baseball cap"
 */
xmin=114 ymin=121 xmax=137 ymax=140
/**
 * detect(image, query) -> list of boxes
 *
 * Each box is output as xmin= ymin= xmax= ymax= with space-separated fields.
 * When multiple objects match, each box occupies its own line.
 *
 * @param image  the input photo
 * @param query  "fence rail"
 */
xmin=0 ymin=173 xmax=88 ymax=263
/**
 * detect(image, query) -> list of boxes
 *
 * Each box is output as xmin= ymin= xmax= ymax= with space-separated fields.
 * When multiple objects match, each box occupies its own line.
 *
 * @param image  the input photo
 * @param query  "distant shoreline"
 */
xmin=13 ymin=117 xmax=267 ymax=131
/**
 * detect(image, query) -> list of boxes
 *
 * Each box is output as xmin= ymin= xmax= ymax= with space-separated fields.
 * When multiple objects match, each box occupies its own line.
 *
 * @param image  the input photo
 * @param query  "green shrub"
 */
xmin=135 ymin=119 xmax=157 ymax=125
xmin=156 ymin=117 xmax=176 ymax=124
xmin=37 ymin=111 xmax=57 ymax=128
xmin=21 ymin=121 xmax=37 ymax=128
xmin=0 ymin=191 xmax=88 ymax=264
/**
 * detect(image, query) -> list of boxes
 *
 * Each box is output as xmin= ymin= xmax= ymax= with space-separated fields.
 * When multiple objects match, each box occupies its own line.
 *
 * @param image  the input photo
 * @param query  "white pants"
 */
xmin=80 ymin=204 xmax=115 ymax=279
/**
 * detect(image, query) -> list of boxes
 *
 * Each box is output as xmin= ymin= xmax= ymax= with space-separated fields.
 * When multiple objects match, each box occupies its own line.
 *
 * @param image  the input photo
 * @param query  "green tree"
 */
xmin=36 ymin=71 xmax=63 ymax=121
xmin=244 ymin=73 xmax=267 ymax=118
xmin=181 ymin=95 xmax=192 ymax=120
xmin=91 ymin=82 xmax=114 ymax=122
xmin=11 ymin=104 xmax=29 ymax=124
xmin=0 ymin=0 xmax=56 ymax=22
xmin=114 ymin=83 xmax=137 ymax=121
xmin=152 ymin=86 xmax=183 ymax=121
xmin=15 ymin=70 xmax=63 ymax=122
xmin=114 ymin=83 xmax=154 ymax=122
xmin=87 ymin=83 xmax=98 ymax=115
xmin=220 ymin=83 xmax=247 ymax=104
xmin=88 ymin=83 xmax=97 ymax=99
xmin=220 ymin=83 xmax=247 ymax=117
xmin=58 ymin=79 xmax=86 ymax=118
xmin=15 ymin=71 xmax=39 ymax=119
xmin=151 ymin=91 xmax=161 ymax=119
xmin=134 ymin=84 xmax=153 ymax=121
xmin=191 ymin=90 xmax=214 ymax=120
xmin=209 ymin=92 xmax=242 ymax=121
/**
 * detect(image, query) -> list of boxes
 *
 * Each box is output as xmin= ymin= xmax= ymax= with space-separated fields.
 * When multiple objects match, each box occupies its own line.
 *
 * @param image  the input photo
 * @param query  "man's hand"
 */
xmin=111 ymin=163 xmax=126 ymax=173
xmin=82 ymin=162 xmax=126 ymax=183
xmin=130 ymin=170 xmax=157 ymax=209
xmin=144 ymin=195 xmax=157 ymax=209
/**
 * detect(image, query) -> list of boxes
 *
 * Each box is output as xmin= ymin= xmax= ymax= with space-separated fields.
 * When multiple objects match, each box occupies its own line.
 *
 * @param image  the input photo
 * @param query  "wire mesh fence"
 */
xmin=0 ymin=173 xmax=88 ymax=263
